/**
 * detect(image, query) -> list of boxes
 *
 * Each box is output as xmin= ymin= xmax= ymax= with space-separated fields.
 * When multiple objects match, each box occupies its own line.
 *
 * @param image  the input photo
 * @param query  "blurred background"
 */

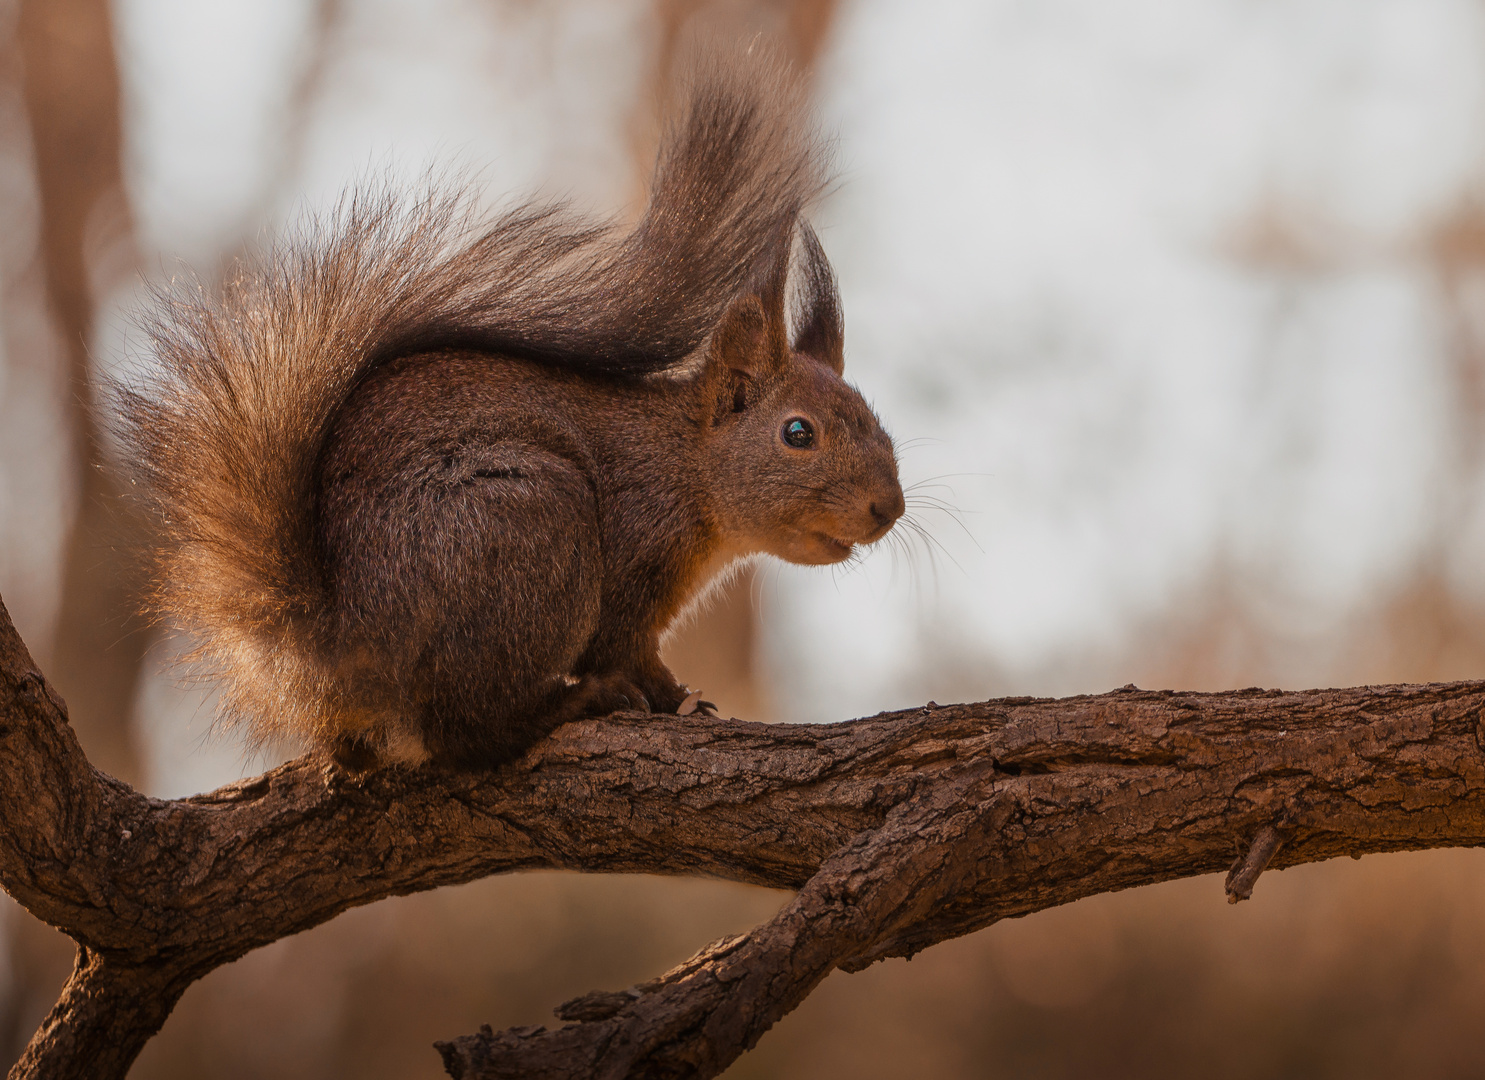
xmin=6 ymin=0 xmax=1485 ymax=1076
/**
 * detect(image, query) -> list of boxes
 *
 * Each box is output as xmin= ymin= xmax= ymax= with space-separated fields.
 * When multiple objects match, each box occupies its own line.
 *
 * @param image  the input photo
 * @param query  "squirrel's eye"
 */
xmin=782 ymin=417 xmax=815 ymax=449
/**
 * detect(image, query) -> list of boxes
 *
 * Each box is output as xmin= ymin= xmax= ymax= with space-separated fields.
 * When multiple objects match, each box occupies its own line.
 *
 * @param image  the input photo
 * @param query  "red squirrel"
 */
xmin=116 ymin=47 xmax=904 ymax=770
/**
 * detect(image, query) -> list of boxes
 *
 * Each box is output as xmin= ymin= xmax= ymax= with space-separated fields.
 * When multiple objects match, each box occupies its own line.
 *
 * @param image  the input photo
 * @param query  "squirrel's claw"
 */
xmin=676 ymin=689 xmax=719 ymax=717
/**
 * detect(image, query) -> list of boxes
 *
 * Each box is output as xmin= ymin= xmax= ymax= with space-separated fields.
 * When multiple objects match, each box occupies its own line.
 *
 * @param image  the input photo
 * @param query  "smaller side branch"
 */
xmin=438 ymin=786 xmax=1000 ymax=1079
xmin=435 ymin=834 xmax=890 ymax=1079
xmin=1225 ymin=824 xmax=1285 ymax=904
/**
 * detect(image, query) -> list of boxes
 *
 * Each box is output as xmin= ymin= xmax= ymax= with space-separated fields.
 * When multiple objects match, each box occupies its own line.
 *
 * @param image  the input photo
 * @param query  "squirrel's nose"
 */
xmin=869 ymin=484 xmax=905 ymax=530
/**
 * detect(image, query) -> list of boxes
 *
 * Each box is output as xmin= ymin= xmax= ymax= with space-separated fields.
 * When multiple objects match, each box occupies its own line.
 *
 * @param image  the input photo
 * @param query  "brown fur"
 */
xmin=114 ymin=44 xmax=903 ymax=769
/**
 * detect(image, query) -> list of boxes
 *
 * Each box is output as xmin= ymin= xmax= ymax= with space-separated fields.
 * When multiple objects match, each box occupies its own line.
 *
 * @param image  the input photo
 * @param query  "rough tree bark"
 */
xmin=4 ymin=586 xmax=1485 ymax=1079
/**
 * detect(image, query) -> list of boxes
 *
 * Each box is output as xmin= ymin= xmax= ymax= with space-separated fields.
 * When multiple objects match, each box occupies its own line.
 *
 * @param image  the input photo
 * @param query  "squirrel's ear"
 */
xmin=704 ymin=224 xmax=793 ymax=383
xmin=789 ymin=221 xmax=844 ymax=376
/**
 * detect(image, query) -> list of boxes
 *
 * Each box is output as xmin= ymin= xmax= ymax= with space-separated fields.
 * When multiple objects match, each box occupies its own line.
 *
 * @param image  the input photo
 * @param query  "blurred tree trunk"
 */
xmin=3 ymin=0 xmax=139 ymax=1070
xmin=17 ymin=0 xmax=143 ymax=785
xmin=651 ymin=0 xmax=838 ymax=723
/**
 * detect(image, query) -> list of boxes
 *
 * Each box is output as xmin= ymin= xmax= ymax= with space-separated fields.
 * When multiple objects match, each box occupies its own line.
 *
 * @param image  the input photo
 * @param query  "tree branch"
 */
xmin=5 ymin=586 xmax=1485 ymax=1079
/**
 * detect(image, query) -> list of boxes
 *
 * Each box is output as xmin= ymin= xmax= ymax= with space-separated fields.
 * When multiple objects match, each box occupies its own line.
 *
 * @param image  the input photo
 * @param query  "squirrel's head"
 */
xmin=695 ymin=221 xmax=903 ymax=565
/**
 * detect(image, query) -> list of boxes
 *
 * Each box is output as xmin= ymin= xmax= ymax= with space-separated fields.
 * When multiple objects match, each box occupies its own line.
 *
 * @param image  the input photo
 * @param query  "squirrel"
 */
xmin=114 ymin=46 xmax=904 ymax=770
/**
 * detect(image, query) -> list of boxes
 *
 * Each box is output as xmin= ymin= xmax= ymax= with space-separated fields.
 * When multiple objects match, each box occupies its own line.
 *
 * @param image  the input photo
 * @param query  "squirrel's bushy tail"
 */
xmin=115 ymin=44 xmax=827 ymax=749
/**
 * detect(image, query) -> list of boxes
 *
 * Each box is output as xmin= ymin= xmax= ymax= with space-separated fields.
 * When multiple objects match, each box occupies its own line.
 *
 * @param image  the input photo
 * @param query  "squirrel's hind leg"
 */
xmin=319 ymin=434 xmax=608 ymax=770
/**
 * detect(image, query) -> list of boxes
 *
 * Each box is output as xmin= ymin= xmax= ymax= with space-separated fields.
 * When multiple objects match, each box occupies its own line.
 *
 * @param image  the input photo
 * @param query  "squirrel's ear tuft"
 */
xmin=789 ymin=221 xmax=844 ymax=375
